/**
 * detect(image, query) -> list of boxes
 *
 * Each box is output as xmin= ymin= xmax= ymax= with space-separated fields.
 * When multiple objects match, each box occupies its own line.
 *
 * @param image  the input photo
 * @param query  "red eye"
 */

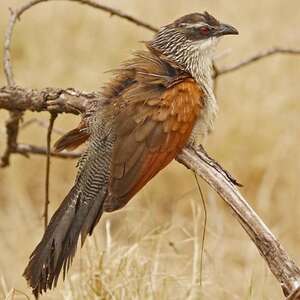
xmin=199 ymin=26 xmax=209 ymax=35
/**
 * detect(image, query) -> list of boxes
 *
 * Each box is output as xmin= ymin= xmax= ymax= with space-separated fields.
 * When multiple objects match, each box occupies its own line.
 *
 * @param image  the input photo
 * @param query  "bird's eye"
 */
xmin=199 ymin=26 xmax=210 ymax=35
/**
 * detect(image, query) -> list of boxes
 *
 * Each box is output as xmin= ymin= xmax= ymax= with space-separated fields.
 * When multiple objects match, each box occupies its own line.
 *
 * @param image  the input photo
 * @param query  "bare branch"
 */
xmin=216 ymin=47 xmax=300 ymax=76
xmin=0 ymin=86 xmax=99 ymax=114
xmin=68 ymin=0 xmax=158 ymax=32
xmin=3 ymin=0 xmax=156 ymax=86
xmin=1 ymin=0 xmax=158 ymax=168
xmin=2 ymin=0 xmax=49 ymax=167
xmin=12 ymin=143 xmax=82 ymax=159
xmin=177 ymin=147 xmax=300 ymax=298
xmin=4 ymin=0 xmax=50 ymax=86
xmin=0 ymin=85 xmax=95 ymax=166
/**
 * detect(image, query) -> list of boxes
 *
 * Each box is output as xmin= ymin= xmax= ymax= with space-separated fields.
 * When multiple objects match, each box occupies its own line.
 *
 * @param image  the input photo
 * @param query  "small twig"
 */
xmin=21 ymin=118 xmax=66 ymax=135
xmin=12 ymin=143 xmax=82 ymax=159
xmin=68 ymin=0 xmax=158 ymax=32
xmin=217 ymin=47 xmax=300 ymax=76
xmin=4 ymin=0 xmax=56 ymax=85
xmin=3 ymin=8 xmax=16 ymax=86
xmin=0 ymin=111 xmax=23 ymax=167
xmin=43 ymin=113 xmax=57 ymax=230
xmin=194 ymin=173 xmax=207 ymax=288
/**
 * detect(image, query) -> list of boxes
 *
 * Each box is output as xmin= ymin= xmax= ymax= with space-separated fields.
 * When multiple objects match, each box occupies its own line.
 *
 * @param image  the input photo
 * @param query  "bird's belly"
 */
xmin=188 ymin=95 xmax=218 ymax=146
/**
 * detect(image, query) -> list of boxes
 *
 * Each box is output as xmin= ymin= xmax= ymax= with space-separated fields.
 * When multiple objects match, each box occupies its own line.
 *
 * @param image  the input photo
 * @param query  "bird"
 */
xmin=23 ymin=11 xmax=238 ymax=297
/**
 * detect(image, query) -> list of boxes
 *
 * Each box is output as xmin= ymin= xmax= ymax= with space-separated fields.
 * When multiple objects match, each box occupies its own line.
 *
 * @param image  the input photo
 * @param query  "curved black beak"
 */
xmin=216 ymin=23 xmax=239 ymax=36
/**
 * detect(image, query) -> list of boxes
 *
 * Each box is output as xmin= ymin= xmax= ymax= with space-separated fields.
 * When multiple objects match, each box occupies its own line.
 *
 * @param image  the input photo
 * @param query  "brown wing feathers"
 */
xmin=105 ymin=78 xmax=203 ymax=212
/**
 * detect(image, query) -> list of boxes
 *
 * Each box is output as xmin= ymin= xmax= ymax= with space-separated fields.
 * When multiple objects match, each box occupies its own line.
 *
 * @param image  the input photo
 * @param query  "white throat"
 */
xmin=187 ymin=37 xmax=217 ymax=89
xmin=185 ymin=38 xmax=219 ymax=144
xmin=186 ymin=39 xmax=217 ymax=111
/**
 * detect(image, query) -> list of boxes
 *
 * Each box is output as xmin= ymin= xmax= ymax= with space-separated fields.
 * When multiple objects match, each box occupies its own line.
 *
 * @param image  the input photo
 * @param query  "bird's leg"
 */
xmin=44 ymin=88 xmax=90 ymax=115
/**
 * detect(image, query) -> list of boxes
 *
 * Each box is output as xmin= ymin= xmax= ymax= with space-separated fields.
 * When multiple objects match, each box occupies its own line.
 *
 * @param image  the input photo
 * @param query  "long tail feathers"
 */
xmin=23 ymin=186 xmax=105 ymax=298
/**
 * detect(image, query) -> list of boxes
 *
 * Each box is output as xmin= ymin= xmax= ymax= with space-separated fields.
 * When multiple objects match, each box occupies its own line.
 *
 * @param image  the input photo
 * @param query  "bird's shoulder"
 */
xmin=100 ymin=50 xmax=195 ymax=103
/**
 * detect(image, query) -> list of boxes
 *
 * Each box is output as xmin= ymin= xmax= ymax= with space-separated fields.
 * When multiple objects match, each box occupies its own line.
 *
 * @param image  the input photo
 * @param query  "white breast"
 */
xmin=188 ymin=89 xmax=218 ymax=146
xmin=187 ymin=50 xmax=218 ymax=146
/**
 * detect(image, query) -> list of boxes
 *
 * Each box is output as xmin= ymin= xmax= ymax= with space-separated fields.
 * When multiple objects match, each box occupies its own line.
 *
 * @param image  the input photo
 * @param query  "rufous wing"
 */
xmin=104 ymin=78 xmax=204 ymax=212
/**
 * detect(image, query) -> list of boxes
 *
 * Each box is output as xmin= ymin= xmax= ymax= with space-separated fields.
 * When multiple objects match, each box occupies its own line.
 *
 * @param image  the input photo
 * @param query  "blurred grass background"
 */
xmin=1 ymin=0 xmax=300 ymax=299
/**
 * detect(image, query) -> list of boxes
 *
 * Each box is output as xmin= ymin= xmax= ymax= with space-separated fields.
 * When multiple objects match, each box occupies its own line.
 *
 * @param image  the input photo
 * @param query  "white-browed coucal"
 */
xmin=24 ymin=11 xmax=238 ymax=297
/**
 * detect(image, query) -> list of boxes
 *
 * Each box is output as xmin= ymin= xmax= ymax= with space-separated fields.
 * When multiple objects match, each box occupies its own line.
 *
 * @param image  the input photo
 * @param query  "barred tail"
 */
xmin=23 ymin=184 xmax=106 ymax=298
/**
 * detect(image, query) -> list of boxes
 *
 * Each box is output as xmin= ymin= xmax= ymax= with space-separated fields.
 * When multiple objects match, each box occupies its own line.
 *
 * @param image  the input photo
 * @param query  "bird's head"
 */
xmin=148 ymin=12 xmax=238 ymax=71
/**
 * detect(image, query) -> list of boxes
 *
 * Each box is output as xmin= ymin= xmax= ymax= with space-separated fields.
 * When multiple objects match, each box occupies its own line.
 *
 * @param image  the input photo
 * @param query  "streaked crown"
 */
xmin=171 ymin=12 xmax=238 ymax=40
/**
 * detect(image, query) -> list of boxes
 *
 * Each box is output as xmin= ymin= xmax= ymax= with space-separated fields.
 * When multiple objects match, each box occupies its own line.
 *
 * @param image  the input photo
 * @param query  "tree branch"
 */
xmin=1 ymin=0 xmax=158 ymax=167
xmin=216 ymin=47 xmax=300 ymax=76
xmin=2 ymin=86 xmax=300 ymax=296
xmin=0 ymin=86 xmax=99 ymax=114
xmin=177 ymin=147 xmax=300 ymax=297
xmin=68 ymin=0 xmax=158 ymax=32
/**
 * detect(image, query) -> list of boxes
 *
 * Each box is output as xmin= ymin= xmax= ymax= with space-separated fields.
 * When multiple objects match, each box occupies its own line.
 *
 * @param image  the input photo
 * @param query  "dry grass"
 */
xmin=1 ymin=0 xmax=300 ymax=299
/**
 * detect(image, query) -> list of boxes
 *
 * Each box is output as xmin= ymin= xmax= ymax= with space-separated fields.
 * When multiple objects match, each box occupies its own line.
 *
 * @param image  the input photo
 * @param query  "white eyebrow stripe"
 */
xmin=182 ymin=22 xmax=209 ymax=28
